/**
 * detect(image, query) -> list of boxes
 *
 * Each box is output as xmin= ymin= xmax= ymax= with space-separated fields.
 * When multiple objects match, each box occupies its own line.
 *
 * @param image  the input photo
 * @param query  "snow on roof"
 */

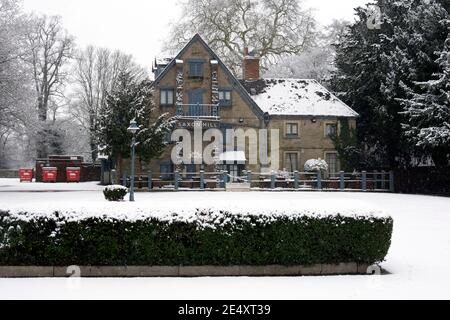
xmin=219 ymin=151 xmax=246 ymax=163
xmin=241 ymin=79 xmax=359 ymax=117
xmin=155 ymin=57 xmax=173 ymax=66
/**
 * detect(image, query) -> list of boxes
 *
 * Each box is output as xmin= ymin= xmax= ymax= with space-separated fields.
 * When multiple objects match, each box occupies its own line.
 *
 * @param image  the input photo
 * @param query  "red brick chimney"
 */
xmin=243 ymin=47 xmax=260 ymax=81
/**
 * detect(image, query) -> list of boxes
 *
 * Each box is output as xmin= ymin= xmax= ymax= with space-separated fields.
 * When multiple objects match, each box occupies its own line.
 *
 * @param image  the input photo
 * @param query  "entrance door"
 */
xmin=226 ymin=164 xmax=244 ymax=182
xmin=188 ymin=90 xmax=203 ymax=117
xmin=228 ymin=164 xmax=238 ymax=182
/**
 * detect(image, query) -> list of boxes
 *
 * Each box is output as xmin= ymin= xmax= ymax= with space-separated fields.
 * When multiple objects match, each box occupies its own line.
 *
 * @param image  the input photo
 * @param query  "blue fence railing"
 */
xmin=117 ymin=170 xmax=395 ymax=192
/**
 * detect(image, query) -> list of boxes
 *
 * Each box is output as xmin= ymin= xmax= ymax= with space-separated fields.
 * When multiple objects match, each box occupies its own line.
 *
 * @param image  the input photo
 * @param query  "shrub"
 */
xmin=103 ymin=185 xmax=128 ymax=201
xmin=304 ymin=158 xmax=329 ymax=172
xmin=0 ymin=210 xmax=393 ymax=266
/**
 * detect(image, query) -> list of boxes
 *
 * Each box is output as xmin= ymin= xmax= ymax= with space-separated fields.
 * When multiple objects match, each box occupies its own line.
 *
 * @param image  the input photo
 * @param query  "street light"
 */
xmin=127 ymin=119 xmax=139 ymax=202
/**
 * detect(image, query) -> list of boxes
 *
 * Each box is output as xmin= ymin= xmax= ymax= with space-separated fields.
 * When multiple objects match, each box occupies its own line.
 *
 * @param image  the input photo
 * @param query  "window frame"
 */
xmin=324 ymin=151 xmax=340 ymax=175
xmin=285 ymin=122 xmax=300 ymax=138
xmin=160 ymin=88 xmax=175 ymax=106
xmin=284 ymin=151 xmax=300 ymax=173
xmin=325 ymin=122 xmax=338 ymax=138
xmin=219 ymin=89 xmax=232 ymax=107
xmin=160 ymin=162 xmax=174 ymax=181
xmin=188 ymin=60 xmax=205 ymax=79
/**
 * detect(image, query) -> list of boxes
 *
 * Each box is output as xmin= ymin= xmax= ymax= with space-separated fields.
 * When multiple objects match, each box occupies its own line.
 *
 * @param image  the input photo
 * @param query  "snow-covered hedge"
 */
xmin=103 ymin=185 xmax=128 ymax=201
xmin=0 ymin=210 xmax=393 ymax=266
xmin=304 ymin=158 xmax=329 ymax=172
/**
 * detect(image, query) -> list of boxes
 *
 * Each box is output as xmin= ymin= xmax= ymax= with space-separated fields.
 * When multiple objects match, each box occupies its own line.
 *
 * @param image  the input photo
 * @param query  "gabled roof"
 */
xmin=152 ymin=34 xmax=358 ymax=119
xmin=240 ymin=79 xmax=359 ymax=118
xmin=152 ymin=34 xmax=266 ymax=120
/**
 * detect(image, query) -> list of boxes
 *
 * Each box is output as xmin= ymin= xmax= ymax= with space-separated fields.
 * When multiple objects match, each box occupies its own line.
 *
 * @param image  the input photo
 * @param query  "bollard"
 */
xmin=221 ymin=171 xmax=227 ymax=189
xmin=317 ymin=171 xmax=322 ymax=190
xmin=200 ymin=171 xmax=205 ymax=190
xmin=111 ymin=169 xmax=117 ymax=185
xmin=247 ymin=171 xmax=252 ymax=188
xmin=122 ymin=173 xmax=127 ymax=187
xmin=174 ymin=171 xmax=180 ymax=190
xmin=381 ymin=170 xmax=386 ymax=190
xmin=340 ymin=171 xmax=345 ymax=191
xmin=373 ymin=170 xmax=378 ymax=189
xmin=271 ymin=171 xmax=276 ymax=190
xmin=362 ymin=171 xmax=367 ymax=191
xmin=389 ymin=171 xmax=395 ymax=192
xmin=148 ymin=171 xmax=152 ymax=191
xmin=294 ymin=171 xmax=299 ymax=190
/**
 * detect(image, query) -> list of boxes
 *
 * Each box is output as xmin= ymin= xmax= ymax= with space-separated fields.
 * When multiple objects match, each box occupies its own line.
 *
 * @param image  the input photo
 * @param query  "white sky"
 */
xmin=22 ymin=0 xmax=369 ymax=72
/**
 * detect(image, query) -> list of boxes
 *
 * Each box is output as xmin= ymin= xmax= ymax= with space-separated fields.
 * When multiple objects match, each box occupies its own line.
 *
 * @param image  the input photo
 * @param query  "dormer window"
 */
xmin=219 ymin=89 xmax=232 ymax=106
xmin=188 ymin=60 xmax=204 ymax=79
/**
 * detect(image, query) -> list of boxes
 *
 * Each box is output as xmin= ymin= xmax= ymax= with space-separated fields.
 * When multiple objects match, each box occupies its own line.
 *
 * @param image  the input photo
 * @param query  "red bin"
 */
xmin=66 ymin=167 xmax=81 ymax=183
xmin=19 ymin=169 xmax=33 ymax=182
xmin=42 ymin=167 xmax=58 ymax=183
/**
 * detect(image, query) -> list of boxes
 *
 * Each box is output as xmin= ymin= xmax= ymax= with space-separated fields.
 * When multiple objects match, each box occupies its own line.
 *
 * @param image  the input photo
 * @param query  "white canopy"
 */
xmin=219 ymin=151 xmax=247 ymax=164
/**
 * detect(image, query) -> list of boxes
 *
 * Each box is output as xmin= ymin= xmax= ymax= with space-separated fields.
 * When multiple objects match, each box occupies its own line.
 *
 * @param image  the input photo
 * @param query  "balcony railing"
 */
xmin=176 ymin=104 xmax=220 ymax=119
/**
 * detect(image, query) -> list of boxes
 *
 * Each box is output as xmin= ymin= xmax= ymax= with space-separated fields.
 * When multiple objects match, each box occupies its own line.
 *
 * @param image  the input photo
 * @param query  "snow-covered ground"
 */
xmin=0 ymin=178 xmax=104 ymax=192
xmin=0 ymin=178 xmax=449 ymax=300
xmin=0 ymin=180 xmax=388 ymax=222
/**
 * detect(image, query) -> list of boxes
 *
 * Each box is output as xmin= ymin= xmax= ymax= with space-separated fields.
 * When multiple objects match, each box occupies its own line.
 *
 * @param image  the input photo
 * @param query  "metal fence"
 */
xmin=118 ymin=170 xmax=395 ymax=192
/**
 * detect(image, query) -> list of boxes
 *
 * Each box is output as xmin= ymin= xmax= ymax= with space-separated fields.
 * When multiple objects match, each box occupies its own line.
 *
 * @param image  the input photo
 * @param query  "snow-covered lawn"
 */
xmin=0 ymin=178 xmax=104 ymax=192
xmin=0 ymin=181 xmax=387 ymax=222
xmin=0 ymin=178 xmax=449 ymax=300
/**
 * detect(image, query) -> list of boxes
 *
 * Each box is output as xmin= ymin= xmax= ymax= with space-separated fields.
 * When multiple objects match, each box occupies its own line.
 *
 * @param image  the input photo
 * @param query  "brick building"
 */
xmin=144 ymin=34 xmax=358 ymax=178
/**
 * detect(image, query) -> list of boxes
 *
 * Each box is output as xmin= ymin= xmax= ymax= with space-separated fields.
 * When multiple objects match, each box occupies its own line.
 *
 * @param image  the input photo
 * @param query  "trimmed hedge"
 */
xmin=103 ymin=185 xmax=128 ymax=201
xmin=0 ymin=210 xmax=393 ymax=266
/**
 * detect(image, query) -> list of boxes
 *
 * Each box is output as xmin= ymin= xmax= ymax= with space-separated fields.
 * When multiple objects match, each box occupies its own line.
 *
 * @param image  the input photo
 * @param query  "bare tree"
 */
xmin=24 ymin=15 xmax=74 ymax=158
xmin=0 ymin=0 xmax=36 ymax=167
xmin=0 ymin=0 xmax=28 ymax=125
xmin=70 ymin=46 xmax=147 ymax=161
xmin=264 ymin=19 xmax=350 ymax=82
xmin=165 ymin=0 xmax=316 ymax=74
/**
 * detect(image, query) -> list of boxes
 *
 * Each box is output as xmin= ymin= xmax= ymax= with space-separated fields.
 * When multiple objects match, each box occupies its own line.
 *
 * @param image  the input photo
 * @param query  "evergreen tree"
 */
xmin=331 ymin=0 xmax=449 ymax=168
xmin=98 ymin=72 xmax=174 ymax=174
xmin=400 ymin=35 xmax=450 ymax=167
xmin=331 ymin=119 xmax=361 ymax=171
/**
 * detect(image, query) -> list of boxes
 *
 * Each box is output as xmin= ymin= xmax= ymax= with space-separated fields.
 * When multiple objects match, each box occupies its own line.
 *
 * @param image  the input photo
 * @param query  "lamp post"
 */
xmin=127 ymin=119 xmax=139 ymax=202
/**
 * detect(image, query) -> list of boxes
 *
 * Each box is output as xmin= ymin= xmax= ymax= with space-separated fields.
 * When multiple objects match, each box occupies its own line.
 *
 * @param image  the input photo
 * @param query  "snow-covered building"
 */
xmin=148 ymin=34 xmax=358 ymax=177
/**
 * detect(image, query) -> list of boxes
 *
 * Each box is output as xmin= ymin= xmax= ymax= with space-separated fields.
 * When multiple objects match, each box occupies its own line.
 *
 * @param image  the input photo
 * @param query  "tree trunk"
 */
xmin=432 ymin=149 xmax=449 ymax=168
xmin=90 ymin=137 xmax=97 ymax=163
xmin=36 ymin=98 xmax=48 ymax=159
xmin=117 ymin=153 xmax=124 ymax=179
xmin=138 ymin=156 xmax=143 ymax=174
xmin=89 ymin=113 xmax=98 ymax=162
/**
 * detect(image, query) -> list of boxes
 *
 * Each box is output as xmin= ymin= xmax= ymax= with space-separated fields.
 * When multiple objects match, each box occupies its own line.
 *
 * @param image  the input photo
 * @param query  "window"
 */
xmin=285 ymin=153 xmax=299 ymax=172
xmin=325 ymin=123 xmax=338 ymax=137
xmin=185 ymin=164 xmax=197 ymax=180
xmin=164 ymin=131 xmax=173 ymax=144
xmin=219 ymin=90 xmax=232 ymax=106
xmin=188 ymin=89 xmax=204 ymax=116
xmin=188 ymin=61 xmax=204 ymax=78
xmin=160 ymin=89 xmax=174 ymax=106
xmin=325 ymin=153 xmax=340 ymax=175
xmin=160 ymin=163 xmax=173 ymax=181
xmin=286 ymin=123 xmax=299 ymax=137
